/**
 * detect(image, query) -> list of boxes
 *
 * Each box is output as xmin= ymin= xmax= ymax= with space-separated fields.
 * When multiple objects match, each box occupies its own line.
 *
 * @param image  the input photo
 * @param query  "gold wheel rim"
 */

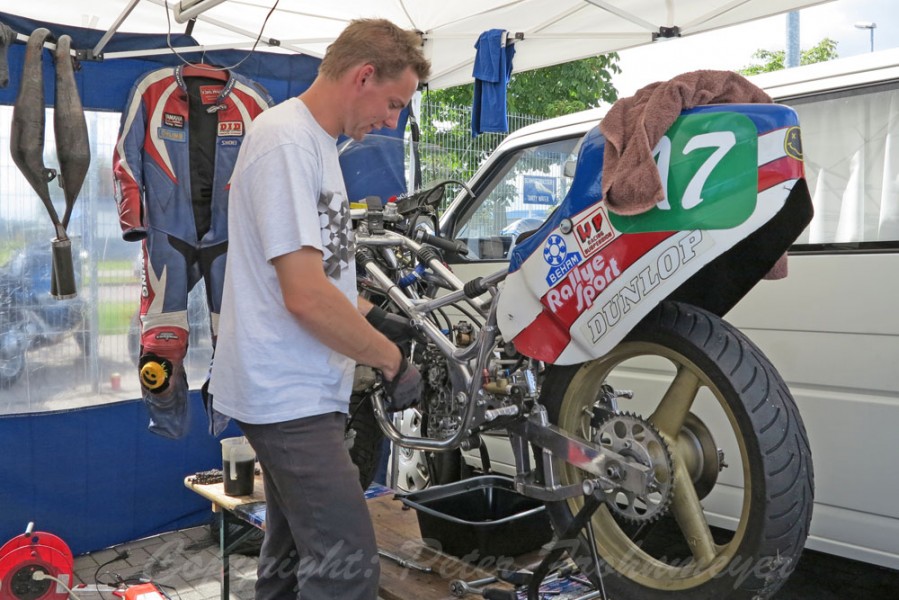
xmin=556 ymin=341 xmax=751 ymax=591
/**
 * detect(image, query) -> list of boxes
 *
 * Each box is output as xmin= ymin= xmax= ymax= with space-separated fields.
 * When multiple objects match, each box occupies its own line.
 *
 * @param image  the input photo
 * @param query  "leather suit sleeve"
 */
xmin=113 ymin=73 xmax=151 ymax=242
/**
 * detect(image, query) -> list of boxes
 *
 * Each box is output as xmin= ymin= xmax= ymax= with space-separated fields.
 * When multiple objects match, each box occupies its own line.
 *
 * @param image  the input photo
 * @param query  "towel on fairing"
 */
xmin=600 ymin=69 xmax=772 ymax=215
xmin=472 ymin=29 xmax=515 ymax=136
xmin=600 ymin=70 xmax=789 ymax=278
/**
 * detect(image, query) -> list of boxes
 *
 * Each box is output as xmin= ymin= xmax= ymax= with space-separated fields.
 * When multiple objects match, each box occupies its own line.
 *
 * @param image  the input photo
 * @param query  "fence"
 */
xmin=417 ymin=100 xmax=541 ymax=211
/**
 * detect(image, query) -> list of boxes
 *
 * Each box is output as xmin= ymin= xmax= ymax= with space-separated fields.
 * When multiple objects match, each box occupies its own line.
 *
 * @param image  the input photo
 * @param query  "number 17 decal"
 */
xmin=610 ymin=111 xmax=757 ymax=233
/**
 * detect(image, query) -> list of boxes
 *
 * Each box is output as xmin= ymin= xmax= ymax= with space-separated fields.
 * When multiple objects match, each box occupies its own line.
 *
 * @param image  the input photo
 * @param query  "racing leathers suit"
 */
xmin=113 ymin=64 xmax=273 ymax=438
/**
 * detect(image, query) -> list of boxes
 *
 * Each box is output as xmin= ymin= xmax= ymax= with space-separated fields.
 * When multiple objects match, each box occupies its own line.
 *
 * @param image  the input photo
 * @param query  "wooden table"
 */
xmin=185 ymin=474 xmax=267 ymax=599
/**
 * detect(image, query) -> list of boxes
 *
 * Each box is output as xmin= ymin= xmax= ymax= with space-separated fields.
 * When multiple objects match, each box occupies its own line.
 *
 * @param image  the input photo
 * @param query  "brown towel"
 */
xmin=600 ymin=70 xmax=788 ymax=279
xmin=600 ymin=69 xmax=772 ymax=215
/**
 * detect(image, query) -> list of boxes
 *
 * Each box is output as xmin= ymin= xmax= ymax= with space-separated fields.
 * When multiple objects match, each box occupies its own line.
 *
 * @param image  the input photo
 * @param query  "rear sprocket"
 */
xmin=596 ymin=412 xmax=674 ymax=524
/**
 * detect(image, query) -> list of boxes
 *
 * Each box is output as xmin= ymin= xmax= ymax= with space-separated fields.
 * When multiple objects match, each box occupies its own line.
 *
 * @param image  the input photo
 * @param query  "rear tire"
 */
xmin=538 ymin=301 xmax=813 ymax=600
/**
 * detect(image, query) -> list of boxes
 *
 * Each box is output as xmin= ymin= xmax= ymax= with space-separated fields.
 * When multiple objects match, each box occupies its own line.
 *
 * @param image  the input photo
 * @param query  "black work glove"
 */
xmin=383 ymin=351 xmax=423 ymax=412
xmin=365 ymin=305 xmax=424 ymax=344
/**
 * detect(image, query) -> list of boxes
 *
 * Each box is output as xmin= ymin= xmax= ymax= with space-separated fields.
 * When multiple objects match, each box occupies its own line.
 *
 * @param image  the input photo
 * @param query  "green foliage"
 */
xmin=425 ymin=54 xmax=620 ymax=120
xmin=739 ymin=38 xmax=838 ymax=75
xmin=508 ymin=54 xmax=620 ymax=117
xmin=419 ymin=54 xmax=620 ymax=202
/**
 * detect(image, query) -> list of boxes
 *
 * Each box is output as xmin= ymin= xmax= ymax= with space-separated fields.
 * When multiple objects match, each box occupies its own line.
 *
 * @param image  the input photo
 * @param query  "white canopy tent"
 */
xmin=0 ymin=0 xmax=844 ymax=560
xmin=6 ymin=0 xmax=834 ymax=89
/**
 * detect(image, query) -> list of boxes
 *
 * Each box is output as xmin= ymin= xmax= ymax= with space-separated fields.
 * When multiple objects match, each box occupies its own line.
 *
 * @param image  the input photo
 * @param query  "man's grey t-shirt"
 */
xmin=210 ymin=98 xmax=356 ymax=424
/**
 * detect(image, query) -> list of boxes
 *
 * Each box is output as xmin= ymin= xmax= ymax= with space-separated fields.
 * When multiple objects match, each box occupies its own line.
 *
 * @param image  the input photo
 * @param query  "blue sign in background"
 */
xmin=523 ymin=175 xmax=558 ymax=205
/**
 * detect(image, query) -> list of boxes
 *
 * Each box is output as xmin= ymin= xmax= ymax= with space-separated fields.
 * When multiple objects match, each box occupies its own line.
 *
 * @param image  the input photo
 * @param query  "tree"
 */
xmin=418 ymin=54 xmax=620 ymax=197
xmin=739 ymin=38 xmax=838 ymax=75
xmin=425 ymin=54 xmax=620 ymax=120
xmin=509 ymin=54 xmax=620 ymax=117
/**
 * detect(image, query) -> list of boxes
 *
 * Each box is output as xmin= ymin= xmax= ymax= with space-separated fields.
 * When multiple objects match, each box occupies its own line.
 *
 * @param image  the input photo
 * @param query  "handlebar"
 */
xmin=412 ymin=229 xmax=469 ymax=256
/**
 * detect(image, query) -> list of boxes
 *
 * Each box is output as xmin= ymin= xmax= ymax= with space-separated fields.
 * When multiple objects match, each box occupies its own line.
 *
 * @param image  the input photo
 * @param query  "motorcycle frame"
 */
xmin=356 ymin=230 xmax=654 ymax=503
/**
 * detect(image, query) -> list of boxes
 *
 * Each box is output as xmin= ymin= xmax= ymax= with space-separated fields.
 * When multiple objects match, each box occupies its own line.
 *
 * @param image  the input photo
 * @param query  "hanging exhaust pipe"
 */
xmin=52 ymin=34 xmax=90 ymax=299
xmin=10 ymin=29 xmax=90 ymax=299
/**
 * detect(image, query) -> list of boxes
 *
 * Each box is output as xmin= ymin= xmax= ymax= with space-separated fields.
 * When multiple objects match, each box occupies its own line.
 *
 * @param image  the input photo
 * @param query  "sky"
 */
xmin=611 ymin=0 xmax=899 ymax=97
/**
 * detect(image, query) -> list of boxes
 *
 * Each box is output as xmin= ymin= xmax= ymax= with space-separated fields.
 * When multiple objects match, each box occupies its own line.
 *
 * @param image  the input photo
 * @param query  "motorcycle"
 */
xmin=346 ymin=103 xmax=814 ymax=599
xmin=0 ymin=242 xmax=88 ymax=388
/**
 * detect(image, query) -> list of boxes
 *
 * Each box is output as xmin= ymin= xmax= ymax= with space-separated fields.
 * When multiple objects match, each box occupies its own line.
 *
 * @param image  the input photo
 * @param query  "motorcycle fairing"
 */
xmin=497 ymin=104 xmax=813 ymax=365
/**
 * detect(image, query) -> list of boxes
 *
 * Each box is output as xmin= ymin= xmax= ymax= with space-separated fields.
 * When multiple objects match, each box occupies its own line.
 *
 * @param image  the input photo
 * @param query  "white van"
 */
xmin=438 ymin=48 xmax=899 ymax=570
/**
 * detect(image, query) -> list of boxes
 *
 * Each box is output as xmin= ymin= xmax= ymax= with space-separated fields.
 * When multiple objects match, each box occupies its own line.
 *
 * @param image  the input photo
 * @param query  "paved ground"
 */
xmin=70 ymin=525 xmax=899 ymax=599
xmin=73 ymin=525 xmax=255 ymax=600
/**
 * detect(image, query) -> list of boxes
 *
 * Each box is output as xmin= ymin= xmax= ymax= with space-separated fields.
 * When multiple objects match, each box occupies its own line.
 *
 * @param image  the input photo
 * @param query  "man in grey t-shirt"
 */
xmin=210 ymin=19 xmax=430 ymax=600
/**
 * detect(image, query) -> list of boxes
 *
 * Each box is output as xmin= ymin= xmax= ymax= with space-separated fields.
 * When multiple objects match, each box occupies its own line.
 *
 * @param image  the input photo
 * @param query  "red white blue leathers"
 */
xmin=113 ymin=64 xmax=273 ymax=438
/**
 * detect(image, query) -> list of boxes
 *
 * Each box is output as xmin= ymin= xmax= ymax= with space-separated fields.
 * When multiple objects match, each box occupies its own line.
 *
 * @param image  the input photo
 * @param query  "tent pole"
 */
xmin=92 ymin=0 xmax=142 ymax=58
xmin=144 ymin=0 xmax=295 ymax=53
xmin=183 ymin=12 xmax=288 ymax=50
xmin=103 ymin=41 xmax=269 ymax=60
xmin=582 ymin=0 xmax=658 ymax=31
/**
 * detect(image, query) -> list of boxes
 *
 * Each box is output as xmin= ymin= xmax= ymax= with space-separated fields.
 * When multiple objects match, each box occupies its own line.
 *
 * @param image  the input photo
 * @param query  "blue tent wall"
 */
xmin=0 ymin=14 xmax=321 ymax=110
xmin=0 ymin=393 xmax=242 ymax=556
xmin=0 ymin=14 xmax=402 ymax=555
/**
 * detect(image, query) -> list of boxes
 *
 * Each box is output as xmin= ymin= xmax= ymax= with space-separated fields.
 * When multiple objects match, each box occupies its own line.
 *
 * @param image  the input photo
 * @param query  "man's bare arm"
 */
xmin=272 ymin=246 xmax=401 ymax=379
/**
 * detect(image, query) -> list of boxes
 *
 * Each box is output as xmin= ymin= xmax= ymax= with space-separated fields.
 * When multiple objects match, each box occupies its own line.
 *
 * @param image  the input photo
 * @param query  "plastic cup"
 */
xmin=221 ymin=436 xmax=256 ymax=496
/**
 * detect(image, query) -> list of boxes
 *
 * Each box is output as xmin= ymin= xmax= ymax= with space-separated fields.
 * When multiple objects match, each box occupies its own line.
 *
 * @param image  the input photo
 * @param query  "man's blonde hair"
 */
xmin=319 ymin=19 xmax=431 ymax=83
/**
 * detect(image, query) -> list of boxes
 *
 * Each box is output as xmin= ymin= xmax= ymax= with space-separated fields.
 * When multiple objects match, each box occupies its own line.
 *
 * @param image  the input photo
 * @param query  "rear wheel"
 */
xmin=539 ymin=301 xmax=813 ymax=600
xmin=389 ymin=408 xmax=466 ymax=492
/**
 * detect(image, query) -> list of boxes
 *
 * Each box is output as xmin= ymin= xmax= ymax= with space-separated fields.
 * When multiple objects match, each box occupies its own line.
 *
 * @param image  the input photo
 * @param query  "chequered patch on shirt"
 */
xmin=318 ymin=191 xmax=355 ymax=277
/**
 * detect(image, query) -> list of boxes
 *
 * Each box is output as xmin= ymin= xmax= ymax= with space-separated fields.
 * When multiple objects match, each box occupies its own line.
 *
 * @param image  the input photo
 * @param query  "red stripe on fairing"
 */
xmin=513 ymin=230 xmax=675 ymax=361
xmin=758 ymin=156 xmax=803 ymax=192
xmin=512 ymin=308 xmax=572 ymax=363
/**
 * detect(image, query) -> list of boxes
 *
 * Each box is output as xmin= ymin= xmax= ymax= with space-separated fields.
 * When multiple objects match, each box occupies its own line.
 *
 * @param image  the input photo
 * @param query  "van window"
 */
xmin=786 ymin=82 xmax=899 ymax=247
xmin=456 ymin=138 xmax=580 ymax=260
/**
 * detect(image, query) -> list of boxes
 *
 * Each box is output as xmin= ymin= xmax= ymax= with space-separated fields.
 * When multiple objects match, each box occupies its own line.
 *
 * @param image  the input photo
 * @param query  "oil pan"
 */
xmin=397 ymin=475 xmax=553 ymax=562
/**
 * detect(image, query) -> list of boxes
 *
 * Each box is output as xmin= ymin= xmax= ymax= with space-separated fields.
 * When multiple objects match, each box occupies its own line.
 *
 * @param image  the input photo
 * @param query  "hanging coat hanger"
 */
xmin=181 ymin=50 xmax=228 ymax=81
xmin=182 ymin=62 xmax=228 ymax=81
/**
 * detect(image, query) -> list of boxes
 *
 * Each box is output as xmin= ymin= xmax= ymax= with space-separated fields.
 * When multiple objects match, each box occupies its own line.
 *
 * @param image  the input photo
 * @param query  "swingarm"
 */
xmin=506 ymin=405 xmax=655 ymax=503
